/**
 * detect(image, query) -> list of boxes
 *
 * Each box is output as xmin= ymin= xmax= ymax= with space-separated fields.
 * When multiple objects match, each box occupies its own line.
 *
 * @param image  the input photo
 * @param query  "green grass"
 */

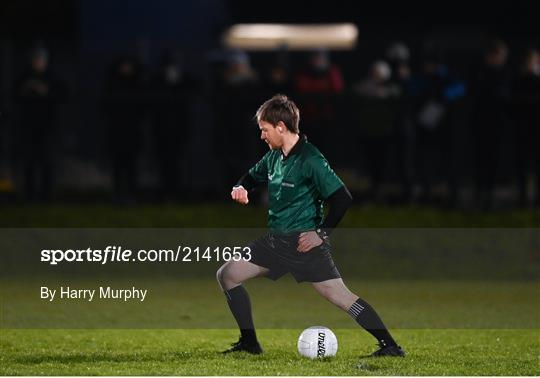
xmin=2 ymin=279 xmax=539 ymax=329
xmin=1 ymin=204 xmax=539 ymax=375
xmin=1 ymin=279 xmax=539 ymax=375
xmin=1 ymin=329 xmax=538 ymax=375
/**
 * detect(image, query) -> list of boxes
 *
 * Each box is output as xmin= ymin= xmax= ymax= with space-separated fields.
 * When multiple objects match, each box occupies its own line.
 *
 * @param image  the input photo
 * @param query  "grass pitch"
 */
xmin=1 ymin=329 xmax=538 ymax=375
xmin=1 ymin=279 xmax=539 ymax=375
xmin=1 ymin=204 xmax=539 ymax=375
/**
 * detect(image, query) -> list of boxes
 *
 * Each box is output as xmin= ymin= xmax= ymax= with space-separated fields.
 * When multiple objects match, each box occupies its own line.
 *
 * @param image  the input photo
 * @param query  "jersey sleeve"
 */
xmin=304 ymin=155 xmax=344 ymax=199
xmin=247 ymin=151 xmax=271 ymax=184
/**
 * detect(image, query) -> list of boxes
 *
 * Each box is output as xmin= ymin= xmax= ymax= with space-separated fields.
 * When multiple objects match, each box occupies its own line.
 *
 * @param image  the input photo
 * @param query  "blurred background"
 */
xmin=0 ymin=0 xmax=539 ymax=214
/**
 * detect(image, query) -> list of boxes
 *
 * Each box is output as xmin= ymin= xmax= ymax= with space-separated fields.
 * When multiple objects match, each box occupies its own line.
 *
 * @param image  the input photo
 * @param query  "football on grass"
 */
xmin=297 ymin=326 xmax=338 ymax=359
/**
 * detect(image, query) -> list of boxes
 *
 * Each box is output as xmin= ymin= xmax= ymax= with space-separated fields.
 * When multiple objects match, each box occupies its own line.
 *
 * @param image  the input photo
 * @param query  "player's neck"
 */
xmin=281 ymin=133 xmax=300 ymax=157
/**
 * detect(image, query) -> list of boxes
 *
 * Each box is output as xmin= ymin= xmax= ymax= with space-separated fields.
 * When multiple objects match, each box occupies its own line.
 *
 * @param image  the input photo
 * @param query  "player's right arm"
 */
xmin=231 ymin=185 xmax=249 ymax=205
xmin=231 ymin=152 xmax=271 ymax=205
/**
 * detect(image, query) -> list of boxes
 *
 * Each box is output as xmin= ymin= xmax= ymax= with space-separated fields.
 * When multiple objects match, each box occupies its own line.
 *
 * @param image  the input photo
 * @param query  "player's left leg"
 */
xmin=312 ymin=278 xmax=405 ymax=357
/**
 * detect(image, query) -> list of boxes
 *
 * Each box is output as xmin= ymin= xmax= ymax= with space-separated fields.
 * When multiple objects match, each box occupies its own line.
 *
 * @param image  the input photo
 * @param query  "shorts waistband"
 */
xmin=268 ymin=231 xmax=302 ymax=242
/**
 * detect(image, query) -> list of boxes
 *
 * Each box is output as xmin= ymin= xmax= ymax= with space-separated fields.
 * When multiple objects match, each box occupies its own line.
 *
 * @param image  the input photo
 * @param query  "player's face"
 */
xmin=259 ymin=120 xmax=282 ymax=150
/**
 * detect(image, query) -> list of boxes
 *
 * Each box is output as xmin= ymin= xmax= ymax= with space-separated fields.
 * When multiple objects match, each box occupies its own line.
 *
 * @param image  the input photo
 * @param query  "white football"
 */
xmin=297 ymin=326 xmax=338 ymax=359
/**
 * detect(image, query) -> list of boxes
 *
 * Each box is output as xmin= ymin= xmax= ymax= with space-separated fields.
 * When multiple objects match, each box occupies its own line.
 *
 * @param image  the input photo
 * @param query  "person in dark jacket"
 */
xmin=512 ymin=48 xmax=540 ymax=207
xmin=14 ymin=46 xmax=65 ymax=201
xmin=470 ymin=39 xmax=511 ymax=210
xmin=103 ymin=56 xmax=145 ymax=204
xmin=150 ymin=51 xmax=195 ymax=200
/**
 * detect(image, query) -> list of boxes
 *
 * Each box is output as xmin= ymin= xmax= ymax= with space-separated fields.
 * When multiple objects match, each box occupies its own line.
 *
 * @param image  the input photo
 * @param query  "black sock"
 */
xmin=348 ymin=298 xmax=397 ymax=347
xmin=224 ymin=285 xmax=257 ymax=343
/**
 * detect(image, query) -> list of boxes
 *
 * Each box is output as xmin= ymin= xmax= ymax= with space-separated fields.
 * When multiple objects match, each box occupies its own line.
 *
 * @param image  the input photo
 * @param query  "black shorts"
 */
xmin=245 ymin=233 xmax=341 ymax=283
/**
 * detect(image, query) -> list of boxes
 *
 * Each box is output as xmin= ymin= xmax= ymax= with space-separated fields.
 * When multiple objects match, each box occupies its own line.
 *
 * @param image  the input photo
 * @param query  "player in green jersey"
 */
xmin=217 ymin=94 xmax=404 ymax=357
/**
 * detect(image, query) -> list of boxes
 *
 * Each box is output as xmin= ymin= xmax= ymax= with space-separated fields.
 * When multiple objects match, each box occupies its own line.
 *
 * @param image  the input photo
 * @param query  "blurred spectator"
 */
xmin=410 ymin=51 xmax=465 ymax=205
xmin=410 ymin=55 xmax=447 ymax=202
xmin=149 ymin=51 xmax=195 ymax=200
xmin=295 ymin=49 xmax=344 ymax=93
xmin=512 ymin=48 xmax=540 ymax=207
xmin=386 ymin=42 xmax=411 ymax=67
xmin=470 ymin=39 xmax=511 ymax=210
xmin=13 ymin=45 xmax=65 ymax=201
xmin=265 ymin=47 xmax=292 ymax=94
xmin=0 ymin=90 xmax=10 ymax=197
xmin=294 ymin=49 xmax=344 ymax=149
xmin=354 ymin=60 xmax=400 ymax=201
xmin=222 ymin=49 xmax=259 ymax=87
xmin=267 ymin=63 xmax=291 ymax=94
xmin=215 ymin=50 xmax=265 ymax=188
xmin=386 ymin=42 xmax=415 ymax=203
xmin=354 ymin=60 xmax=400 ymax=98
xmin=103 ymin=56 xmax=145 ymax=204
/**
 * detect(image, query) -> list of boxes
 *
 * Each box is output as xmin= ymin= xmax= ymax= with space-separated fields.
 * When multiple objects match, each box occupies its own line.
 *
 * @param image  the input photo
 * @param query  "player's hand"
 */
xmin=231 ymin=186 xmax=249 ymax=205
xmin=297 ymin=231 xmax=323 ymax=253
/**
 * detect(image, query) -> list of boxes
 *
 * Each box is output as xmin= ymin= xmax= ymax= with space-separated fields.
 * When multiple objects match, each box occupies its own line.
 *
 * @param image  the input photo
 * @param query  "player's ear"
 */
xmin=277 ymin=121 xmax=285 ymax=133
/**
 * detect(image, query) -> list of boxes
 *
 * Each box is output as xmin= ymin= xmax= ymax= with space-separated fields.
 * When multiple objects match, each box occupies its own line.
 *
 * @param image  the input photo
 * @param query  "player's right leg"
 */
xmin=312 ymin=278 xmax=405 ymax=357
xmin=216 ymin=260 xmax=268 ymax=354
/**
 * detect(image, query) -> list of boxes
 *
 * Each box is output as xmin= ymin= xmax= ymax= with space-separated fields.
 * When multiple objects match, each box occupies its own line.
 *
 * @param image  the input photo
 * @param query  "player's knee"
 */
xmin=216 ymin=263 xmax=239 ymax=289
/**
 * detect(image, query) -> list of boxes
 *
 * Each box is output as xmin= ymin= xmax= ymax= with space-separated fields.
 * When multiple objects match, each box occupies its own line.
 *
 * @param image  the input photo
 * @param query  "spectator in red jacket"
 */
xmin=295 ymin=49 xmax=344 ymax=93
xmin=293 ymin=49 xmax=344 ymax=149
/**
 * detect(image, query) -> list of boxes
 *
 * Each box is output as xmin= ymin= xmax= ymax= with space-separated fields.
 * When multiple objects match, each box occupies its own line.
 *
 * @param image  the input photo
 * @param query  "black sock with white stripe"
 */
xmin=348 ymin=298 xmax=397 ymax=347
xmin=224 ymin=285 xmax=257 ymax=343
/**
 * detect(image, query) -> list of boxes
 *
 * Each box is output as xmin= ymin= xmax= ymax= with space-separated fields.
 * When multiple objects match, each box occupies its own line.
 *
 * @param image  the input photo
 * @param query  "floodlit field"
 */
xmin=1 ymin=328 xmax=538 ymax=376
xmin=1 ymin=278 xmax=539 ymax=375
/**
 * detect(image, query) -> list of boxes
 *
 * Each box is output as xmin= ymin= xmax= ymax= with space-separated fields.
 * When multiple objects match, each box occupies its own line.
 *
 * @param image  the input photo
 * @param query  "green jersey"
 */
xmin=248 ymin=135 xmax=344 ymax=233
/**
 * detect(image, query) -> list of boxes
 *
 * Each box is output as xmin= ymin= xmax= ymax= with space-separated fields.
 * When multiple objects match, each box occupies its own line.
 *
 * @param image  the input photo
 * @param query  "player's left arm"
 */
xmin=319 ymin=185 xmax=353 ymax=232
xmin=297 ymin=185 xmax=352 ymax=252
xmin=297 ymin=157 xmax=353 ymax=252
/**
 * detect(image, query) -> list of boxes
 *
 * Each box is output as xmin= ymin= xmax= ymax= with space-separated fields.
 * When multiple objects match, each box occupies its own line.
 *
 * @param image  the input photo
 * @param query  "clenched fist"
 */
xmin=231 ymin=186 xmax=249 ymax=205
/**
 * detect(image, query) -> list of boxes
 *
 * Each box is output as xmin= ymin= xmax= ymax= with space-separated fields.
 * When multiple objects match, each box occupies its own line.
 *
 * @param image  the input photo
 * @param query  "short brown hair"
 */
xmin=255 ymin=94 xmax=300 ymax=133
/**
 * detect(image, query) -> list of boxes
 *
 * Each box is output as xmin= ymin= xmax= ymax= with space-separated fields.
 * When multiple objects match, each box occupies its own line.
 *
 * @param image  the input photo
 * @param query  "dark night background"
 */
xmin=0 ymin=0 xmax=539 ymax=210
